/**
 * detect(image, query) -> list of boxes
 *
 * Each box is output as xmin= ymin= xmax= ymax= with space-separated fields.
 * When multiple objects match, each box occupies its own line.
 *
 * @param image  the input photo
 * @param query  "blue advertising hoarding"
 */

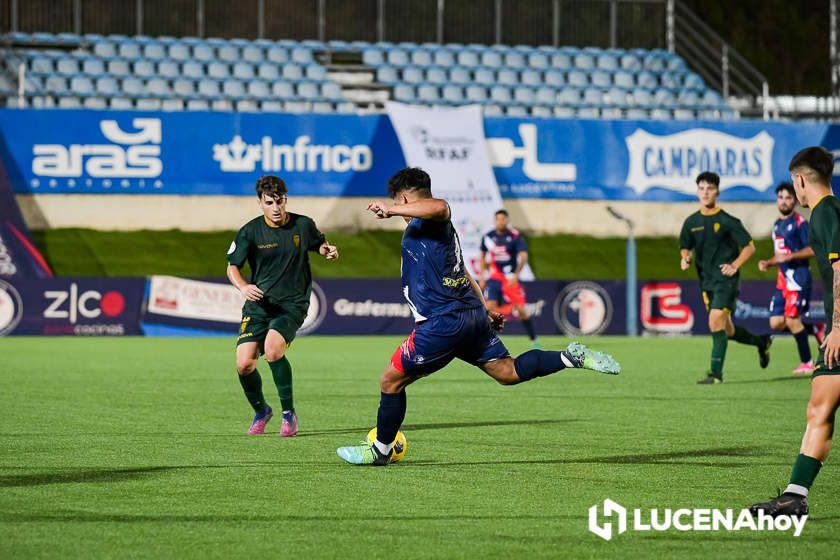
xmin=0 ymin=108 xmax=836 ymax=201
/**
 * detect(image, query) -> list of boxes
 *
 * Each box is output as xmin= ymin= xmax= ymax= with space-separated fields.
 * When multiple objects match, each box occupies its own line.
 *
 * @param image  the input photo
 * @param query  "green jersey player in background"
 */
xmin=679 ymin=171 xmax=771 ymax=384
xmin=226 ymin=175 xmax=339 ymax=436
xmin=751 ymin=147 xmax=840 ymax=518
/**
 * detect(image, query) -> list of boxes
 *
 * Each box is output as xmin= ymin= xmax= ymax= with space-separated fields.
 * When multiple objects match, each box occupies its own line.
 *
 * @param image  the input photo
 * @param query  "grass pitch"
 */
xmin=0 ymin=335 xmax=837 ymax=559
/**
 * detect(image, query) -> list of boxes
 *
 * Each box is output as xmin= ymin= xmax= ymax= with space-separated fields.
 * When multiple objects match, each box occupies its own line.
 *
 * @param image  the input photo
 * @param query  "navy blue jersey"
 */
xmin=773 ymin=212 xmax=812 ymax=291
xmin=401 ymin=217 xmax=483 ymax=322
xmin=480 ymin=228 xmax=527 ymax=279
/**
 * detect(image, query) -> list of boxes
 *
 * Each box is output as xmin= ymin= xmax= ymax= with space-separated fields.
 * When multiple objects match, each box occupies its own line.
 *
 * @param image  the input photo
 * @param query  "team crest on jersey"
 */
xmin=292 ymin=234 xmax=300 ymax=247
xmin=714 ymin=223 xmax=720 ymax=233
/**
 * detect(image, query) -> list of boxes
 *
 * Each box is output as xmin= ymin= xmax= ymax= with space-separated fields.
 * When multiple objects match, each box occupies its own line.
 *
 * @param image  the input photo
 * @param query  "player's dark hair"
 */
xmin=387 ymin=167 xmax=432 ymax=198
xmin=775 ymin=182 xmax=796 ymax=197
xmin=695 ymin=171 xmax=720 ymax=189
xmin=255 ymin=175 xmax=288 ymax=199
xmin=495 ymin=209 xmax=509 ymax=217
xmin=789 ymin=146 xmax=833 ymax=186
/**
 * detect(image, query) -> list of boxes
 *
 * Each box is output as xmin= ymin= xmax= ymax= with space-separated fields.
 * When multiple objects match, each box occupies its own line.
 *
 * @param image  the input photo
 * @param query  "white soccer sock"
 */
xmin=373 ymin=439 xmax=393 ymax=456
xmin=560 ymin=353 xmax=575 ymax=368
xmin=784 ymin=483 xmax=809 ymax=497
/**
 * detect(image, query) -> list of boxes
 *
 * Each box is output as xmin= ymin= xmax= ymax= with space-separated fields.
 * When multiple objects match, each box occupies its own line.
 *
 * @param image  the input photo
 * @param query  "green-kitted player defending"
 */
xmin=679 ymin=171 xmax=771 ymax=384
xmin=226 ymin=176 xmax=339 ymax=436
xmin=750 ymin=146 xmax=840 ymax=517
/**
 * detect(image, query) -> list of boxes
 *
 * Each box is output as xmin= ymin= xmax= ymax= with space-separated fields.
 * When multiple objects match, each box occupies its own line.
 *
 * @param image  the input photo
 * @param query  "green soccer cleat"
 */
xmin=336 ymin=442 xmax=391 ymax=466
xmin=563 ymin=341 xmax=621 ymax=375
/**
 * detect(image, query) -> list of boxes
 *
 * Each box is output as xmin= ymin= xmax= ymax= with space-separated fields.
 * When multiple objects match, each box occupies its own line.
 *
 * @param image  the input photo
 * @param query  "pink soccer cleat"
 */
xmin=793 ymin=362 xmax=815 ymax=375
xmin=280 ymin=410 xmax=298 ymax=437
xmin=248 ymin=406 xmax=273 ymax=435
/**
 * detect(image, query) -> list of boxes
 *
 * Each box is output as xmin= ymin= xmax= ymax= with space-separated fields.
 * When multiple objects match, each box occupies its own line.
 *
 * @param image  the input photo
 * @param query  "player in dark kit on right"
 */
xmin=227 ymin=175 xmax=338 ymax=437
xmin=336 ymin=167 xmax=620 ymax=466
xmin=679 ymin=171 xmax=771 ymax=384
xmin=750 ymin=147 xmax=840 ymax=518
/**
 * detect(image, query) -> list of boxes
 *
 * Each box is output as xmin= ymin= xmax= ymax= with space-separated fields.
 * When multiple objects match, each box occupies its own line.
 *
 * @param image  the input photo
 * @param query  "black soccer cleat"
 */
xmin=697 ymin=373 xmax=723 ymax=384
xmin=749 ymin=492 xmax=808 ymax=518
xmin=759 ymin=335 xmax=772 ymax=369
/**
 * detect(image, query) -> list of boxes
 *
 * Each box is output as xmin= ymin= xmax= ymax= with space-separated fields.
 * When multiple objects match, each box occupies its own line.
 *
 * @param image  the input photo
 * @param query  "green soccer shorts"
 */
xmin=236 ymin=306 xmax=306 ymax=347
xmin=813 ymin=343 xmax=840 ymax=377
xmin=702 ymin=285 xmax=738 ymax=314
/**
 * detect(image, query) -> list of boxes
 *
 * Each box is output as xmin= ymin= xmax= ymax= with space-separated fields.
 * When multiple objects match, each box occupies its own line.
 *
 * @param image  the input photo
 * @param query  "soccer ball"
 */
xmin=366 ymin=427 xmax=407 ymax=462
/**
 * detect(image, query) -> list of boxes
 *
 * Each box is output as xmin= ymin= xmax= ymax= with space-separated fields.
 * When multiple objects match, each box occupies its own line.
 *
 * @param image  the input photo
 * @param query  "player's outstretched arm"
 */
xmin=318 ymin=242 xmax=339 ymax=261
xmin=226 ymin=264 xmax=263 ymax=301
xmin=367 ymin=198 xmax=450 ymax=221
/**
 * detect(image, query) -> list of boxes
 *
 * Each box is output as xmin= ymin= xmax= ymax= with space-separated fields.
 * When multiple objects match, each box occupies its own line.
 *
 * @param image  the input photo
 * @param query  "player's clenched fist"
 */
xmin=320 ymin=243 xmax=339 ymax=261
xmin=487 ymin=310 xmax=505 ymax=332
xmin=367 ymin=200 xmax=393 ymax=219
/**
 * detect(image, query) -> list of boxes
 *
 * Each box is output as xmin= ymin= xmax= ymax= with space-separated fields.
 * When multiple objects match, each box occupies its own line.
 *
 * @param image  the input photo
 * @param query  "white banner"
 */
xmin=147 ymin=275 xmax=243 ymax=323
xmin=385 ymin=102 xmax=533 ymax=280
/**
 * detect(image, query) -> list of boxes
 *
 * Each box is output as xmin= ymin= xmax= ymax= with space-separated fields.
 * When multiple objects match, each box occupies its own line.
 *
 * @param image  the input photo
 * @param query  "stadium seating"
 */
xmin=0 ymin=31 xmax=737 ymax=119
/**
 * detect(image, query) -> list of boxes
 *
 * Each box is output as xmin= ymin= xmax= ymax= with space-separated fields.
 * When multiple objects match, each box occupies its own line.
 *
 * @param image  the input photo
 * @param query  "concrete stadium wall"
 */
xmin=17 ymin=194 xmax=783 ymax=238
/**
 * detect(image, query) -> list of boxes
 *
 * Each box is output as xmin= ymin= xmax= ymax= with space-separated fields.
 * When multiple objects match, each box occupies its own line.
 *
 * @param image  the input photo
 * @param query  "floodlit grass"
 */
xmin=1 ymin=336 xmax=836 ymax=558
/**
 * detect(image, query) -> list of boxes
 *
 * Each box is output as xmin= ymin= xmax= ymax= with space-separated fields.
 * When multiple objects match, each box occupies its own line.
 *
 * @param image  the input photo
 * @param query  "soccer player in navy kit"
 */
xmin=757 ymin=182 xmax=819 ymax=374
xmin=480 ymin=209 xmax=540 ymax=348
xmin=337 ymin=167 xmax=620 ymax=466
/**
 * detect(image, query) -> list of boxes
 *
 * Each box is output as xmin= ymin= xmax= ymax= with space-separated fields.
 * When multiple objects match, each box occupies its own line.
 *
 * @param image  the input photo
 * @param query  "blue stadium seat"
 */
xmin=474 ymin=68 xmax=494 ymax=85
xmin=82 ymin=96 xmax=106 ymax=109
xmin=521 ymin=69 xmax=542 ymax=86
xmin=133 ymin=60 xmax=156 ymax=77
xmin=528 ymin=52 xmax=549 ymax=69
xmin=257 ymin=63 xmax=280 ymax=80
xmin=659 ymin=73 xmax=680 ymax=89
xmin=157 ymin=60 xmax=180 ymax=78
xmin=535 ymin=87 xmax=556 ymax=104
xmin=233 ymin=62 xmax=255 ymax=80
xmin=483 ymin=104 xmax=504 ymax=117
xmin=271 ymin=82 xmax=296 ymax=99
xmin=218 ymin=45 xmax=239 ymax=62
xmin=282 ymin=64 xmax=303 ymax=81
xmin=620 ymin=54 xmax=642 ymax=71
xmin=402 ymin=67 xmax=424 ymax=84
xmin=70 ymin=76 xmax=94 ymax=95
xmin=449 ymin=67 xmax=471 ymax=84
xmin=636 ymin=71 xmax=657 ymax=89
xmin=506 ymin=105 xmax=529 ymax=117
xmin=110 ymin=97 xmax=134 ymax=110
xmin=625 ymin=108 xmax=649 ymax=119
xmin=168 ymin=43 xmax=190 ymax=60
xmin=643 ymin=53 xmax=665 ymax=72
xmin=392 ymin=84 xmax=415 ymax=102
xmin=531 ymin=105 xmax=552 ymax=118
xmin=144 ymin=43 xmax=167 ymax=60
xmin=566 ymin=70 xmax=588 ymax=87
xmin=654 ymin=88 xmax=677 ymax=107
xmin=30 ymin=57 xmax=53 ymax=74
xmin=631 ymin=89 xmax=654 ymax=107
xmin=291 ymin=47 xmax=313 ymax=64
xmin=613 ymin=70 xmax=634 ymax=88
xmin=426 ymin=67 xmax=448 ymax=85
xmin=514 ymin=87 xmax=536 ymax=104
xmin=197 ymin=79 xmax=221 ymax=98
xmin=246 ymin=80 xmax=270 ymax=98
xmin=576 ymin=106 xmax=599 ymax=118
xmin=456 ymin=51 xmax=479 ymax=66
xmin=591 ymin=70 xmax=611 ymax=87
xmin=267 ymin=46 xmax=288 ymax=64
xmin=441 ymin=85 xmax=463 ymax=103
xmin=161 ymin=98 xmax=185 ymax=111
xmin=311 ymin=101 xmax=334 ymax=113
xmin=335 ymin=101 xmax=356 ymax=114
xmin=650 ymin=108 xmax=671 ymax=119
xmin=82 ymin=58 xmax=105 ymax=76
xmin=550 ymin=52 xmax=572 ymax=69
xmin=387 ymin=49 xmax=409 ymax=66
xmin=182 ymin=61 xmax=204 ymax=79
xmin=297 ymin=81 xmax=320 ymax=100
xmin=433 ymin=50 xmax=455 ymax=66
xmin=223 ymin=79 xmax=247 ymax=99
xmin=582 ymin=88 xmax=604 ymax=107
xmin=283 ymin=100 xmax=308 ymax=113
xmin=597 ymin=53 xmax=619 ymax=71
xmin=186 ymin=98 xmax=210 ymax=111
xmin=58 ymin=96 xmax=83 ymax=108
xmin=321 ymin=82 xmax=343 ymax=101
xmin=480 ymin=51 xmax=503 ymax=67
xmin=193 ymin=44 xmax=215 ymax=61
xmin=122 ymin=77 xmax=145 ymax=95
xmin=305 ymin=64 xmax=327 ymax=80
xmin=673 ymin=108 xmax=695 ymax=120
xmin=544 ymin=70 xmax=564 ymax=87
xmin=208 ymin=62 xmax=229 ymax=79
xmin=684 ymin=73 xmax=704 ymax=90
xmin=489 ymin=86 xmax=511 ymax=103
xmin=237 ymin=99 xmax=260 ymax=112
xmin=557 ymin=87 xmax=581 ymax=105
xmin=146 ymin=77 xmax=170 ymax=96
xmin=242 ymin=46 xmax=263 ymax=63
xmin=93 ymin=42 xmax=117 ymax=58
xmin=95 ymin=77 xmax=119 ymax=95
xmin=260 ymin=99 xmax=284 ymax=112
xmin=574 ymin=52 xmax=595 ymax=69
xmin=136 ymin=98 xmax=161 ymax=110
xmin=605 ymin=87 xmax=629 ymax=107
xmin=504 ymin=52 xmax=526 ymax=67
xmin=701 ymin=90 xmax=723 ymax=108
xmin=410 ymin=50 xmax=433 ymax=66
xmin=173 ymin=78 xmax=195 ymax=96
xmin=465 ymin=85 xmax=488 ymax=102
xmin=553 ymin=106 xmax=575 ymax=118
xmin=601 ymin=107 xmax=623 ymax=119
xmin=362 ymin=49 xmax=384 ymax=66
xmin=417 ymin=85 xmax=439 ymax=102
xmin=497 ymin=69 xmax=518 ymax=85
xmin=118 ymin=42 xmax=141 ymax=59
xmin=56 ymin=57 xmax=80 ymax=76
xmin=377 ymin=67 xmax=398 ymax=84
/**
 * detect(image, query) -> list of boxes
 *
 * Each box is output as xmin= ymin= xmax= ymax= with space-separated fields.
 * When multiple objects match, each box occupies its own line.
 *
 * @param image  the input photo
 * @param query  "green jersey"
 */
xmin=227 ymin=213 xmax=325 ymax=314
xmin=807 ymin=194 xmax=840 ymax=334
xmin=679 ymin=208 xmax=753 ymax=290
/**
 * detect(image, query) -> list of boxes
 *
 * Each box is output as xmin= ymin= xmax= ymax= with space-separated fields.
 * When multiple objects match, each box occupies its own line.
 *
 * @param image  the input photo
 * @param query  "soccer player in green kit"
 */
xmin=679 ymin=171 xmax=771 ymax=384
xmin=226 ymin=176 xmax=339 ymax=436
xmin=751 ymin=147 xmax=840 ymax=517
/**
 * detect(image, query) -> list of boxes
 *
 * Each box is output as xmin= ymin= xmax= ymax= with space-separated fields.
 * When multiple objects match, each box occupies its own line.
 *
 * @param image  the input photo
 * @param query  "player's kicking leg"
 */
xmin=264 ymin=328 xmax=298 ymax=437
xmin=750 ymin=374 xmax=840 ymax=517
xmin=236 ymin=341 xmax=274 ymax=435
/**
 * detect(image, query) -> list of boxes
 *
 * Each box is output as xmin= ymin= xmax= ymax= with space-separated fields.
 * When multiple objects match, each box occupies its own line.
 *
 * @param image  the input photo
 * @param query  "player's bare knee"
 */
xmin=769 ymin=317 xmax=785 ymax=331
xmin=264 ymin=344 xmax=286 ymax=362
xmin=806 ymin=401 xmax=833 ymax=427
xmin=236 ymin=358 xmax=257 ymax=376
xmin=380 ymin=368 xmax=406 ymax=393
